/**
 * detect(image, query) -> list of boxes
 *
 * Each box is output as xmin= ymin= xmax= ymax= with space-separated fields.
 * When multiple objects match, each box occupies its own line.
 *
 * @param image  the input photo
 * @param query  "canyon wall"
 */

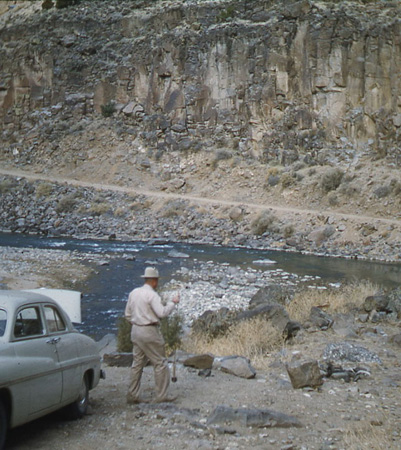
xmin=1 ymin=0 xmax=401 ymax=164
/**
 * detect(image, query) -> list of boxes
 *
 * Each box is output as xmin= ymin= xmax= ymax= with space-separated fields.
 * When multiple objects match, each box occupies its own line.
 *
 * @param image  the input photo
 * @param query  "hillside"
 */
xmin=0 ymin=0 xmax=400 ymax=260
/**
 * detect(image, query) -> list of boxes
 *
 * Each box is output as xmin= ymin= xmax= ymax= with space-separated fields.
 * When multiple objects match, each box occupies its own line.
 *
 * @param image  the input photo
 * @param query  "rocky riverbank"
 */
xmin=1 ymin=172 xmax=401 ymax=263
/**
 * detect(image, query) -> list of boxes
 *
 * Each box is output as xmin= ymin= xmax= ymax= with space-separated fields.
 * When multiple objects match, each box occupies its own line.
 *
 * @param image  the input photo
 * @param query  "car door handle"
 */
xmin=46 ymin=337 xmax=61 ymax=345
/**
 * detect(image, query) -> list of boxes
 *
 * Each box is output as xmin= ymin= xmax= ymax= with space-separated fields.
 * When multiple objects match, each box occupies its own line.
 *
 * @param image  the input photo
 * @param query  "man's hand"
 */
xmin=172 ymin=293 xmax=180 ymax=304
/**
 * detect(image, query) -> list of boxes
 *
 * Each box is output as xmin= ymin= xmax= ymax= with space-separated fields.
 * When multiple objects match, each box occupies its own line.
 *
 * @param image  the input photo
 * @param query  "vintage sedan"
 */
xmin=0 ymin=290 xmax=103 ymax=449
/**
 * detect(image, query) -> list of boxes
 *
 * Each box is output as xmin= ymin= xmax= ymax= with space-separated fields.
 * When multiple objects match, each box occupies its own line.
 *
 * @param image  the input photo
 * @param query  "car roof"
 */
xmin=0 ymin=290 xmax=58 ymax=312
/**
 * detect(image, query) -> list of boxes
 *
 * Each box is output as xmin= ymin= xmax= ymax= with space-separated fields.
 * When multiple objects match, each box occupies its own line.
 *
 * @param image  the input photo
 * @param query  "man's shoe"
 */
xmin=154 ymin=395 xmax=177 ymax=403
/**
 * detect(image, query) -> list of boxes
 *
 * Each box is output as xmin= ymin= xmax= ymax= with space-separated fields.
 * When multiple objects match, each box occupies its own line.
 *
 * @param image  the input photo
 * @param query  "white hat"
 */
xmin=141 ymin=267 xmax=160 ymax=278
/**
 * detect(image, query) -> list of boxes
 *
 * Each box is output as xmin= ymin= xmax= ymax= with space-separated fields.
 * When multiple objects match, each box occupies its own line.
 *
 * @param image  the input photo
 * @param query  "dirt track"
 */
xmin=1 ymin=167 xmax=399 ymax=227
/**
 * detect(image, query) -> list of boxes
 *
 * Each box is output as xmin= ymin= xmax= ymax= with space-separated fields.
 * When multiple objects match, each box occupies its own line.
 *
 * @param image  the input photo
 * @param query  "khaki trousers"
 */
xmin=129 ymin=324 xmax=170 ymax=402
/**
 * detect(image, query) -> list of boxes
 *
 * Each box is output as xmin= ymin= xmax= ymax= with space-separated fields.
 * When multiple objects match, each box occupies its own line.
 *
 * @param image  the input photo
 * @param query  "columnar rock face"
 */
xmin=1 ymin=0 xmax=401 ymax=164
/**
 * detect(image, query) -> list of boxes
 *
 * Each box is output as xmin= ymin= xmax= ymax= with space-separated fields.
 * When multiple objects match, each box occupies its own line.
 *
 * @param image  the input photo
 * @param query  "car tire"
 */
xmin=0 ymin=400 xmax=7 ymax=450
xmin=64 ymin=374 xmax=89 ymax=420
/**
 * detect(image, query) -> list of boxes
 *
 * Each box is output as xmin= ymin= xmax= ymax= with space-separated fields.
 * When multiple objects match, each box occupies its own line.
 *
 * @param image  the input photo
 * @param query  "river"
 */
xmin=1 ymin=232 xmax=400 ymax=338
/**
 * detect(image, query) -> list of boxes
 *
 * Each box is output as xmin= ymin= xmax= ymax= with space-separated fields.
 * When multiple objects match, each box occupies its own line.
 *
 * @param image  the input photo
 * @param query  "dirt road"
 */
xmin=1 ymin=167 xmax=399 ymax=227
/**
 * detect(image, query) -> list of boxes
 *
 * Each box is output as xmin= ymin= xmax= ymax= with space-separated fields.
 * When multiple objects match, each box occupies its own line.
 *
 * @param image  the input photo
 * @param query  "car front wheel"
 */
xmin=0 ymin=400 xmax=7 ymax=450
xmin=64 ymin=374 xmax=89 ymax=420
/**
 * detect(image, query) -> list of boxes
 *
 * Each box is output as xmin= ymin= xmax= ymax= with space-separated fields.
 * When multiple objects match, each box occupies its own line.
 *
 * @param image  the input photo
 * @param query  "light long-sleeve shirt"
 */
xmin=124 ymin=284 xmax=175 ymax=326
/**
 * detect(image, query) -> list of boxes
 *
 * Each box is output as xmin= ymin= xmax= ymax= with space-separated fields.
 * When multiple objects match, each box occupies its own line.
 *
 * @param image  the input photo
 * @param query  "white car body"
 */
xmin=0 ymin=290 xmax=103 ymax=449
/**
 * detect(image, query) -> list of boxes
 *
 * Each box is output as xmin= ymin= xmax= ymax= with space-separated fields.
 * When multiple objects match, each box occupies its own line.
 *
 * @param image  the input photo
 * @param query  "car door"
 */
xmin=11 ymin=304 xmax=62 ymax=418
xmin=43 ymin=304 xmax=81 ymax=403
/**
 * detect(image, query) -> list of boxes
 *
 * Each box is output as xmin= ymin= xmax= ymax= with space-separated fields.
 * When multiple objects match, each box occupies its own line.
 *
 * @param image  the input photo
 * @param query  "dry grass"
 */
xmin=88 ymin=202 xmax=110 ymax=216
xmin=342 ymin=416 xmax=399 ymax=449
xmin=286 ymin=281 xmax=378 ymax=322
xmin=251 ymin=210 xmax=276 ymax=235
xmin=35 ymin=182 xmax=53 ymax=198
xmin=183 ymin=317 xmax=285 ymax=369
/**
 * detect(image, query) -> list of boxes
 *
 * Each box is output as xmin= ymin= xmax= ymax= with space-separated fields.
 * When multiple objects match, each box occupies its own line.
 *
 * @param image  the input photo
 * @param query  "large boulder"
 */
xmin=249 ymin=284 xmax=294 ymax=309
xmin=236 ymin=303 xmax=290 ymax=333
xmin=286 ymin=358 xmax=323 ymax=389
xmin=219 ymin=356 xmax=256 ymax=379
xmin=191 ymin=307 xmax=238 ymax=338
xmin=388 ymin=287 xmax=401 ymax=318
xmin=305 ymin=307 xmax=333 ymax=330
xmin=307 ymin=225 xmax=335 ymax=245
xmin=207 ymin=406 xmax=303 ymax=428
xmin=183 ymin=353 xmax=214 ymax=369
xmin=364 ymin=294 xmax=390 ymax=313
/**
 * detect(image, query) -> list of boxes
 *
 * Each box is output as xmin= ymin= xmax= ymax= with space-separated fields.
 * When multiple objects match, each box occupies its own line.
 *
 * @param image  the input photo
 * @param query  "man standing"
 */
xmin=125 ymin=267 xmax=180 ymax=404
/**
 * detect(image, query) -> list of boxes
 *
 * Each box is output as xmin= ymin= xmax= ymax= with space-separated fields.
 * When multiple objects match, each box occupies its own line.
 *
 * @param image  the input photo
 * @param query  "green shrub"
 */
xmin=116 ymin=313 xmax=183 ymax=354
xmin=101 ymin=101 xmax=116 ymax=118
xmin=117 ymin=317 xmax=133 ymax=353
xmin=55 ymin=0 xmax=79 ymax=9
xmin=320 ymin=168 xmax=344 ymax=193
xmin=218 ymin=5 xmax=235 ymax=22
xmin=42 ymin=0 xmax=54 ymax=9
xmin=251 ymin=211 xmax=276 ymax=235
xmin=160 ymin=313 xmax=183 ymax=353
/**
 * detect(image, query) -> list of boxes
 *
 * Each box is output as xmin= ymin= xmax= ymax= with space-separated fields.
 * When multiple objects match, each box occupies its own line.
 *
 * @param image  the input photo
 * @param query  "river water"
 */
xmin=1 ymin=232 xmax=400 ymax=338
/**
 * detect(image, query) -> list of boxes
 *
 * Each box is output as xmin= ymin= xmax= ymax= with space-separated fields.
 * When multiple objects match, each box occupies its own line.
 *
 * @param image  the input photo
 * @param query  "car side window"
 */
xmin=0 ymin=309 xmax=6 ymax=337
xmin=44 ymin=306 xmax=66 ymax=333
xmin=14 ymin=306 xmax=44 ymax=338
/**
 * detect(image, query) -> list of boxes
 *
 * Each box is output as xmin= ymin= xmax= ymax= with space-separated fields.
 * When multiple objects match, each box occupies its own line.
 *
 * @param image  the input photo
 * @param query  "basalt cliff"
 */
xmin=0 ymin=0 xmax=400 ymax=261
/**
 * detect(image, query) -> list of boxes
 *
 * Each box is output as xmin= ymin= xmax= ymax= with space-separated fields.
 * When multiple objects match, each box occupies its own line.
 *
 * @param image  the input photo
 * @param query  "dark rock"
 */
xmin=237 ymin=303 xmax=290 ymax=333
xmin=307 ymin=226 xmax=336 ymax=244
xmin=322 ymin=342 xmax=382 ymax=364
xmin=183 ymin=353 xmax=214 ymax=369
xmin=219 ymin=356 xmax=256 ymax=379
xmin=285 ymin=358 xmax=323 ymax=389
xmin=364 ymin=294 xmax=389 ymax=312
xmin=198 ymin=368 xmax=212 ymax=377
xmin=207 ymin=406 xmax=303 ymax=428
xmin=249 ymin=284 xmax=294 ymax=309
xmin=305 ymin=307 xmax=333 ymax=330
xmin=191 ymin=307 xmax=238 ymax=338
xmin=283 ymin=321 xmax=302 ymax=341
xmin=388 ymin=287 xmax=401 ymax=318
xmin=103 ymin=352 xmax=133 ymax=367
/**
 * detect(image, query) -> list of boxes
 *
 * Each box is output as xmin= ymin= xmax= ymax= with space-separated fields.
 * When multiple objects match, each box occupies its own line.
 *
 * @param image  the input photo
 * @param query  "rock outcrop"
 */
xmin=1 ymin=0 xmax=401 ymax=164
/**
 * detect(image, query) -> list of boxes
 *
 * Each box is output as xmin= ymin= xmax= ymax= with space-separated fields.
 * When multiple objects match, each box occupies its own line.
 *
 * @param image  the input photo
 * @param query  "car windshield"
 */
xmin=0 ymin=309 xmax=6 ymax=337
